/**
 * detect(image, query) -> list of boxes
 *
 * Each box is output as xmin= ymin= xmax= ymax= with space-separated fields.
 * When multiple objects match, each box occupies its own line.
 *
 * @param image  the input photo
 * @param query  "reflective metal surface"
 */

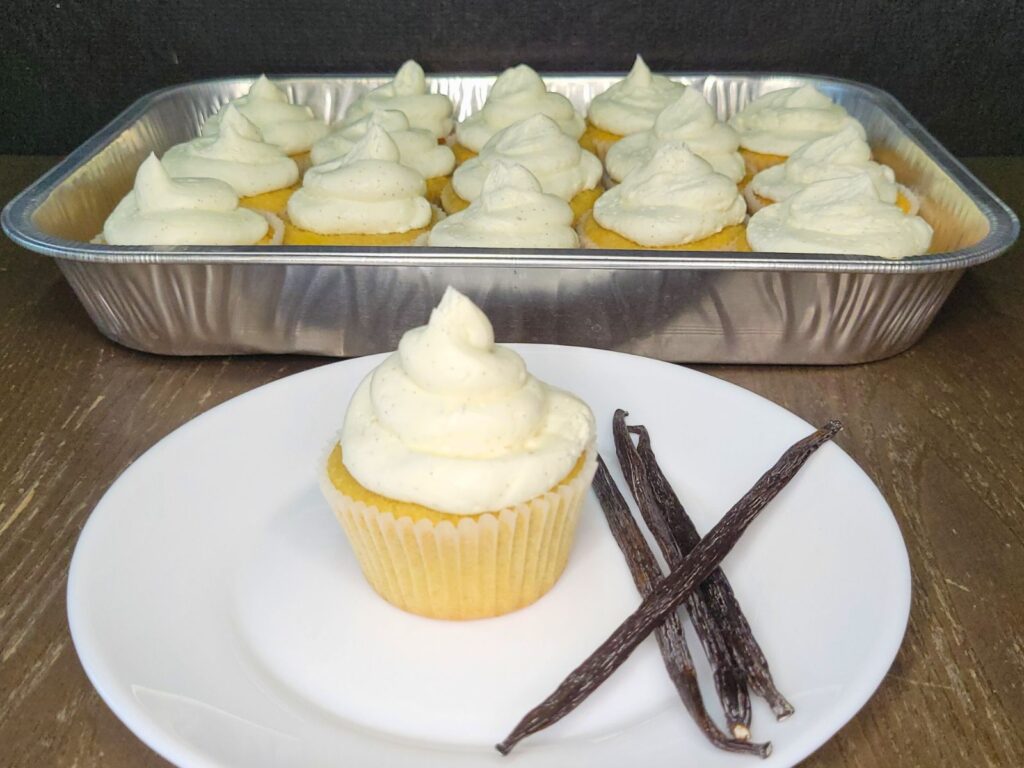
xmin=3 ymin=73 xmax=1018 ymax=362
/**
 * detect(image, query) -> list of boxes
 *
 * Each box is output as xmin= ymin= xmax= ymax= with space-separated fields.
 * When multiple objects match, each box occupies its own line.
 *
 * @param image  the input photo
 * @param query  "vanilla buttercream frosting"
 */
xmin=749 ymin=125 xmax=899 ymax=203
xmin=102 ymin=154 xmax=270 ymax=245
xmin=343 ymin=60 xmax=455 ymax=139
xmin=340 ymin=286 xmax=595 ymax=514
xmin=729 ymin=84 xmax=866 ymax=156
xmin=452 ymin=114 xmax=602 ymax=202
xmin=746 ymin=175 xmax=933 ymax=259
xmin=428 ymin=162 xmax=578 ymax=248
xmin=586 ymin=55 xmax=687 ymax=136
xmin=163 ymin=106 xmax=299 ymax=196
xmin=455 ymin=64 xmax=585 ymax=152
xmin=605 ymin=87 xmax=745 ymax=182
xmin=311 ymin=109 xmax=455 ymax=179
xmin=594 ymin=142 xmax=746 ymax=246
xmin=287 ymin=124 xmax=431 ymax=235
xmin=203 ymin=75 xmax=328 ymax=154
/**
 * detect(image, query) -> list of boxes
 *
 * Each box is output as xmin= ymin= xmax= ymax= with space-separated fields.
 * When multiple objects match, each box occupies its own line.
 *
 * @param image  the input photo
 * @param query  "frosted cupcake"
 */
xmin=454 ymin=64 xmax=585 ymax=161
xmin=101 ymin=153 xmax=280 ymax=245
xmin=729 ymin=84 xmax=866 ymax=178
xmin=162 ymin=106 xmax=299 ymax=215
xmin=745 ymin=125 xmax=916 ymax=214
xmin=284 ymin=124 xmax=433 ymax=245
xmin=428 ymin=162 xmax=579 ymax=248
xmin=203 ymin=75 xmax=328 ymax=168
xmin=605 ymin=87 xmax=745 ymax=184
xmin=311 ymin=110 xmax=455 ymax=205
xmin=321 ymin=286 xmax=596 ymax=619
xmin=444 ymin=115 xmax=602 ymax=221
xmin=579 ymin=142 xmax=749 ymax=251
xmin=747 ymin=175 xmax=933 ymax=259
xmin=582 ymin=55 xmax=686 ymax=158
xmin=343 ymin=60 xmax=455 ymax=140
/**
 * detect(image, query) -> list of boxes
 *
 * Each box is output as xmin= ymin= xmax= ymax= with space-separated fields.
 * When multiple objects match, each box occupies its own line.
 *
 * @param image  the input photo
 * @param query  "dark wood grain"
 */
xmin=0 ymin=155 xmax=1021 ymax=767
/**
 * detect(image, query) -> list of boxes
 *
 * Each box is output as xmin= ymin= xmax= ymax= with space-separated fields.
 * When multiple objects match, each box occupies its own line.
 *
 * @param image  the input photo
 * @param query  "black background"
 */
xmin=3 ymin=0 xmax=1022 ymax=156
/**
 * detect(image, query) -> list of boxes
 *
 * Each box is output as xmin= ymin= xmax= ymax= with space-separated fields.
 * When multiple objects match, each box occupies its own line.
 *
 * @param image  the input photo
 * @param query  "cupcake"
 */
xmin=747 ymin=175 xmax=933 ymax=259
xmin=101 ymin=153 xmax=280 ymax=245
xmin=320 ymin=286 xmax=597 ymax=619
xmin=162 ymin=106 xmax=299 ymax=215
xmin=203 ymin=75 xmax=328 ymax=168
xmin=343 ymin=60 xmax=455 ymax=140
xmin=745 ymin=125 xmax=917 ymax=214
xmin=311 ymin=110 xmax=455 ymax=205
xmin=443 ymin=115 xmax=603 ymax=221
xmin=728 ymin=84 xmax=866 ymax=178
xmin=579 ymin=142 xmax=749 ymax=251
xmin=454 ymin=64 xmax=585 ymax=160
xmin=284 ymin=123 xmax=433 ymax=246
xmin=581 ymin=55 xmax=687 ymax=159
xmin=428 ymin=162 xmax=579 ymax=248
xmin=604 ymin=87 xmax=745 ymax=184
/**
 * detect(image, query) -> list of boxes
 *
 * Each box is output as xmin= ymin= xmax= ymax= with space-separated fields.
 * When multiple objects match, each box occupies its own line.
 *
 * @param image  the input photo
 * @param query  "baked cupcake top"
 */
xmin=586 ymin=55 xmax=687 ymax=136
xmin=729 ymin=84 xmax=866 ymax=156
xmin=453 ymin=114 xmax=602 ymax=202
xmin=594 ymin=142 xmax=746 ymax=246
xmin=103 ymin=153 xmax=271 ymax=245
xmin=343 ymin=60 xmax=455 ymax=139
xmin=203 ymin=75 xmax=328 ymax=155
xmin=311 ymin=109 xmax=455 ymax=179
xmin=162 ymin=106 xmax=299 ymax=196
xmin=456 ymin=64 xmax=585 ymax=152
xmin=747 ymin=175 xmax=933 ymax=259
xmin=340 ymin=286 xmax=595 ymax=514
xmin=749 ymin=125 xmax=900 ymax=203
xmin=428 ymin=162 xmax=578 ymax=249
xmin=605 ymin=87 xmax=745 ymax=183
xmin=287 ymin=124 xmax=431 ymax=235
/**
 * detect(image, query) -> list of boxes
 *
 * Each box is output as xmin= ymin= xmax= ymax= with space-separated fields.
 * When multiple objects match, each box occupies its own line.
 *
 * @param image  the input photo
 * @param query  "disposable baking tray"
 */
xmin=2 ymin=72 xmax=1018 ymax=363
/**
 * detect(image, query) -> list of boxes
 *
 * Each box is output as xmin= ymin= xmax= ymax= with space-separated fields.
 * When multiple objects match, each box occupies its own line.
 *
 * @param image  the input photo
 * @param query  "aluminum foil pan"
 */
xmin=3 ymin=73 xmax=1018 ymax=363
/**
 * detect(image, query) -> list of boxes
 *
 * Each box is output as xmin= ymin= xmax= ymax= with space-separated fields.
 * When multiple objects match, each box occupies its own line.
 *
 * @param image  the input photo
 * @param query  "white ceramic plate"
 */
xmin=68 ymin=346 xmax=910 ymax=768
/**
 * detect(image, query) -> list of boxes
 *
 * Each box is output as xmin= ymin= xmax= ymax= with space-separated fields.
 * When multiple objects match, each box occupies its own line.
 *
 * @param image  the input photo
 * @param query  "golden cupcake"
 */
xmin=443 ymin=114 xmax=603 ymax=222
xmin=343 ymin=60 xmax=455 ymax=140
xmin=100 ymin=153 xmax=281 ymax=245
xmin=284 ymin=124 xmax=434 ymax=246
xmin=579 ymin=142 xmax=749 ymax=251
xmin=321 ymin=286 xmax=597 ymax=620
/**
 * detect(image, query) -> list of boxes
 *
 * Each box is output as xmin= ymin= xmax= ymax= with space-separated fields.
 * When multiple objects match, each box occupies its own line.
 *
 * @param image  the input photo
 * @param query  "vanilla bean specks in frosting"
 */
xmin=456 ymin=64 xmax=586 ymax=152
xmin=203 ymin=75 xmax=328 ymax=155
xmin=586 ymin=55 xmax=687 ymax=136
xmin=343 ymin=60 xmax=455 ymax=139
xmin=102 ymin=153 xmax=272 ymax=245
xmin=340 ymin=287 xmax=595 ymax=515
xmin=605 ymin=87 xmax=745 ymax=183
xmin=287 ymin=123 xmax=431 ymax=235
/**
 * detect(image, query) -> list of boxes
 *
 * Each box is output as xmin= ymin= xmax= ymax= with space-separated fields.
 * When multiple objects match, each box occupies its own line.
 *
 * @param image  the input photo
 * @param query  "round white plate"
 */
xmin=68 ymin=346 xmax=910 ymax=768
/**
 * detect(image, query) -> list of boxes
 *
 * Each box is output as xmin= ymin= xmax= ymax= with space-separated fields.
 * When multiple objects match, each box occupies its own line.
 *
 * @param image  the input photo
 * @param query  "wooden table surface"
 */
xmin=1 ymin=155 xmax=1021 ymax=767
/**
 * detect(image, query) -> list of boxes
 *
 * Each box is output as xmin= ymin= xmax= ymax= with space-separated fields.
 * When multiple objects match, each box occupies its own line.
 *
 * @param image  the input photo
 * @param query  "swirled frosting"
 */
xmin=605 ymin=87 xmax=745 ymax=182
xmin=594 ymin=142 xmax=746 ymax=246
xmin=287 ymin=124 xmax=431 ymax=234
xmin=203 ymin=75 xmax=328 ymax=154
xmin=340 ymin=286 xmax=595 ymax=514
xmin=162 ymin=106 xmax=299 ymax=196
xmin=343 ymin=60 xmax=455 ymax=139
xmin=103 ymin=153 xmax=269 ymax=245
xmin=452 ymin=114 xmax=602 ymax=202
xmin=428 ymin=162 xmax=578 ymax=248
xmin=311 ymin=109 xmax=455 ymax=179
xmin=729 ymin=84 xmax=866 ymax=156
xmin=586 ymin=55 xmax=687 ymax=136
xmin=749 ymin=125 xmax=899 ymax=203
xmin=455 ymin=64 xmax=585 ymax=152
xmin=746 ymin=175 xmax=933 ymax=259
